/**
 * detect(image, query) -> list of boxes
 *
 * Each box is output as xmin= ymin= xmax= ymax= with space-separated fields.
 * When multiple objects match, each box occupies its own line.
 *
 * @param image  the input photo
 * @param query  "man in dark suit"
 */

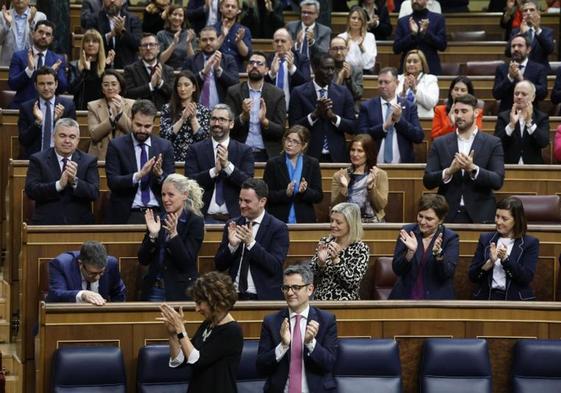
xmin=225 ymin=51 xmax=286 ymax=161
xmin=510 ymin=0 xmax=554 ymax=70
xmin=288 ymin=53 xmax=356 ymax=163
xmin=423 ymin=94 xmax=505 ymax=223
xmin=256 ymin=263 xmax=337 ymax=392
xmin=185 ymin=0 xmax=220 ymax=34
xmin=285 ymin=0 xmax=332 ymax=58
xmin=80 ymin=0 xmax=103 ymax=30
xmin=24 ymin=117 xmax=98 ymax=225
xmin=47 ymin=240 xmax=126 ymax=305
xmin=185 ymin=103 xmax=255 ymax=223
xmin=493 ymin=34 xmax=548 ymax=113
xmin=124 ymin=33 xmax=174 ymax=111
xmin=105 ymin=99 xmax=175 ymax=224
xmin=183 ymin=26 xmax=239 ymax=110
xmin=215 ymin=178 xmax=289 ymax=300
xmin=95 ymin=0 xmax=142 ymax=68
xmin=18 ymin=67 xmax=76 ymax=159
xmin=8 ymin=20 xmax=67 ymax=108
xmin=266 ymin=27 xmax=311 ymax=110
xmin=214 ymin=0 xmax=252 ymax=71
xmin=494 ymin=80 xmax=549 ymax=164
xmin=358 ymin=66 xmax=424 ymax=163
xmin=393 ymin=0 xmax=447 ymax=75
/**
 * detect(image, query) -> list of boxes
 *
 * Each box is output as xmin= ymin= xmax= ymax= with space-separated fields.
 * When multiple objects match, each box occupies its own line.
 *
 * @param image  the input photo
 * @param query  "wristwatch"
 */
xmin=177 ymin=331 xmax=186 ymax=340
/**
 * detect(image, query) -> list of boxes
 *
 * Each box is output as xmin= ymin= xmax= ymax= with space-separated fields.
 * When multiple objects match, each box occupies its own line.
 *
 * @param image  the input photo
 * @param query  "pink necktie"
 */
xmin=288 ymin=314 xmax=303 ymax=393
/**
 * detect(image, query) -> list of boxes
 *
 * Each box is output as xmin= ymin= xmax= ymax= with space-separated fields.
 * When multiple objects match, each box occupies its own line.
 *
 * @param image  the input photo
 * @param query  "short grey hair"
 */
xmin=79 ymin=241 xmax=108 ymax=269
xmin=515 ymin=79 xmax=536 ymax=100
xmin=54 ymin=118 xmax=79 ymax=134
xmin=212 ymin=103 xmax=235 ymax=121
xmin=300 ymin=0 xmax=320 ymax=12
xmin=284 ymin=263 xmax=313 ymax=284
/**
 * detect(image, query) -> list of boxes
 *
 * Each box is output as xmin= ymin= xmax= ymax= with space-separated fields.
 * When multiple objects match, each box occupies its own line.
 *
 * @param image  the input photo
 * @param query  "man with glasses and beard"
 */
xmin=329 ymin=36 xmax=363 ymax=113
xmin=256 ymin=263 xmax=337 ymax=392
xmin=225 ymin=51 xmax=286 ymax=161
xmin=423 ymin=94 xmax=505 ymax=224
xmin=185 ymin=103 xmax=254 ymax=223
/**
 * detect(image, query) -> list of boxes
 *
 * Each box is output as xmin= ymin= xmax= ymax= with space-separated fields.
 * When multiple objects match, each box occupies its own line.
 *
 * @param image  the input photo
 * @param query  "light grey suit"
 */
xmin=285 ymin=20 xmax=332 ymax=57
xmin=0 ymin=7 xmax=46 ymax=66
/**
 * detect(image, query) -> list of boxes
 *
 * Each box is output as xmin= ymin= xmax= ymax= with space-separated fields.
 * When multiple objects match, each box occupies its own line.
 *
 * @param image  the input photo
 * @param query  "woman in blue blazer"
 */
xmin=469 ymin=196 xmax=539 ymax=301
xmin=138 ymin=173 xmax=205 ymax=301
xmin=389 ymin=194 xmax=459 ymax=299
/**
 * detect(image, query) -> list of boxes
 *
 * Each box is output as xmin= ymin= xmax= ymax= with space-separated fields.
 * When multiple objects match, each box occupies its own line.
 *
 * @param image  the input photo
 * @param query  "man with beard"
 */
xmin=225 ymin=51 xmax=286 ymax=161
xmin=423 ymin=94 xmax=505 ymax=223
xmin=123 ymin=33 xmax=174 ymax=111
xmin=8 ymin=19 xmax=67 ymax=108
xmin=493 ymin=33 xmax=548 ymax=113
xmin=105 ymin=99 xmax=175 ymax=224
xmin=329 ymin=36 xmax=363 ymax=113
xmin=95 ymin=0 xmax=142 ymax=68
xmin=288 ymin=53 xmax=356 ymax=163
xmin=183 ymin=26 xmax=239 ymax=110
xmin=184 ymin=103 xmax=254 ymax=223
xmin=215 ymin=178 xmax=289 ymax=300
xmin=494 ymin=80 xmax=549 ymax=164
xmin=393 ymin=0 xmax=447 ymax=75
xmin=214 ymin=0 xmax=252 ymax=71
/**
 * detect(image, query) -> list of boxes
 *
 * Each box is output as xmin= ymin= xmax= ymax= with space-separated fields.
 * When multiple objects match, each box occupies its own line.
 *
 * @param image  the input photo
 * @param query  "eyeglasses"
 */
xmin=330 ymin=46 xmax=346 ymax=52
xmin=285 ymin=138 xmax=302 ymax=146
xmin=140 ymin=43 xmax=159 ymax=48
xmin=80 ymin=263 xmax=105 ymax=279
xmin=248 ymin=60 xmax=265 ymax=66
xmin=210 ymin=116 xmax=231 ymax=123
xmin=281 ymin=284 xmax=310 ymax=293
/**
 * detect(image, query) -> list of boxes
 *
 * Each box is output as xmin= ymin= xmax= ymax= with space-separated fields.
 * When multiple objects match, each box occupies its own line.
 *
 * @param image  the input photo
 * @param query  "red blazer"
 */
xmin=431 ymin=104 xmax=483 ymax=140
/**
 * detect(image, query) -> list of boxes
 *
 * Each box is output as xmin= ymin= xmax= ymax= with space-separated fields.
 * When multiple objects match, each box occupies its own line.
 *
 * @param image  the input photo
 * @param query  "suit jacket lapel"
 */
xmin=279 ymin=155 xmax=291 ymax=183
xmin=255 ymin=212 xmax=270 ymax=244
xmin=205 ymin=140 xmax=215 ymax=168
xmin=48 ymin=149 xmax=62 ymax=177
xmin=70 ymin=255 xmax=83 ymax=291
xmin=509 ymin=237 xmax=525 ymax=265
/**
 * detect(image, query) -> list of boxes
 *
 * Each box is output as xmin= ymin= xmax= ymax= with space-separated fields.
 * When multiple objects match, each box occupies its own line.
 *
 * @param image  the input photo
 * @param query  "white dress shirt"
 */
xmin=492 ymin=237 xmax=515 ymax=290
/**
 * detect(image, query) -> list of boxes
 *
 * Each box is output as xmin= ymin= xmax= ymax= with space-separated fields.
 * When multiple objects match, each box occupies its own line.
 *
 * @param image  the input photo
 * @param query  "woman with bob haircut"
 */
xmin=469 ymin=196 xmax=539 ymax=300
xmin=332 ymin=134 xmax=388 ymax=223
xmin=159 ymin=271 xmax=243 ymax=393
xmin=310 ymin=202 xmax=370 ymax=300
xmin=157 ymin=4 xmax=196 ymax=69
xmin=263 ymin=125 xmax=323 ymax=223
xmin=389 ymin=194 xmax=459 ymax=299
xmin=138 ymin=174 xmax=205 ymax=301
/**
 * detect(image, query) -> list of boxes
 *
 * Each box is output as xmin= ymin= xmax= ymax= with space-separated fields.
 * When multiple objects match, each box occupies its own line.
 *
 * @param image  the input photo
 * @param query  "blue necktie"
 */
xmin=300 ymin=27 xmax=309 ymax=57
xmin=276 ymin=58 xmax=285 ymax=89
xmin=215 ymin=144 xmax=225 ymax=205
xmin=383 ymin=102 xmax=394 ymax=163
xmin=319 ymin=89 xmax=330 ymax=152
xmin=139 ymin=143 xmax=151 ymax=206
xmin=42 ymin=100 xmax=52 ymax=150
xmin=37 ymin=52 xmax=44 ymax=69
xmin=528 ymin=28 xmax=534 ymax=43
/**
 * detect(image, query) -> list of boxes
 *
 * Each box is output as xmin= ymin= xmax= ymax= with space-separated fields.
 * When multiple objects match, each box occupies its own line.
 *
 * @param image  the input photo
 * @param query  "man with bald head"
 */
xmin=266 ymin=27 xmax=311 ymax=109
xmin=494 ymin=80 xmax=549 ymax=164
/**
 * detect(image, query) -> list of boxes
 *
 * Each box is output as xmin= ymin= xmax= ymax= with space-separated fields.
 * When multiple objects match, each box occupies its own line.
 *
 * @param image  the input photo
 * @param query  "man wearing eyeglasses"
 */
xmin=47 ymin=240 xmax=126 ymax=305
xmin=285 ymin=0 xmax=331 ymax=59
xmin=124 ymin=33 xmax=174 ymax=111
xmin=225 ymin=51 xmax=286 ymax=162
xmin=256 ymin=263 xmax=338 ymax=393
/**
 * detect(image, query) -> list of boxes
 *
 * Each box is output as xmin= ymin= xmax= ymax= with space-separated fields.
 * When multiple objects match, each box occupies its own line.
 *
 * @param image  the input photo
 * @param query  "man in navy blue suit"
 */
xmin=509 ymin=0 xmax=554 ymax=71
xmin=358 ymin=67 xmax=424 ymax=163
xmin=256 ymin=263 xmax=338 ymax=393
xmin=185 ymin=103 xmax=254 ymax=223
xmin=47 ymin=240 xmax=126 ymax=305
xmin=215 ymin=178 xmax=289 ymax=300
xmin=493 ymin=33 xmax=548 ymax=113
xmin=8 ymin=19 xmax=67 ymax=108
xmin=24 ymin=118 xmax=99 ymax=225
xmin=393 ymin=0 xmax=447 ymax=75
xmin=288 ymin=53 xmax=356 ymax=163
xmin=105 ymin=99 xmax=175 ymax=224
xmin=18 ymin=67 xmax=76 ymax=159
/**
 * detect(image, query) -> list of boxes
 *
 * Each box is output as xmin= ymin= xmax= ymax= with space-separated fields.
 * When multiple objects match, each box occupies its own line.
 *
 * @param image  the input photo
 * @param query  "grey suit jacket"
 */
xmin=285 ymin=21 xmax=332 ymax=57
xmin=0 ymin=7 xmax=46 ymax=66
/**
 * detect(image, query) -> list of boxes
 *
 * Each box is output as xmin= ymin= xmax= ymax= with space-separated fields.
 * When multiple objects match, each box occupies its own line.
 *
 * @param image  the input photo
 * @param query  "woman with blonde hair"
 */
xmin=397 ymin=49 xmax=439 ymax=118
xmin=138 ymin=174 xmax=205 ymax=301
xmin=337 ymin=5 xmax=377 ymax=73
xmin=68 ymin=29 xmax=115 ymax=110
xmin=310 ymin=202 xmax=370 ymax=300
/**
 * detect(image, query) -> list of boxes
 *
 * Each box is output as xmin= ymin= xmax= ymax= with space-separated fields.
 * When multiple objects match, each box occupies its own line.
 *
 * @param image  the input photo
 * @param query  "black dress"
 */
xmin=187 ymin=320 xmax=243 ymax=393
xmin=67 ymin=60 xmax=103 ymax=110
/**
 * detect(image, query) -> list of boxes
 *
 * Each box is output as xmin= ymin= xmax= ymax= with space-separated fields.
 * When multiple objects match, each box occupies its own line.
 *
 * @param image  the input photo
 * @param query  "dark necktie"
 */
xmin=238 ymin=221 xmax=254 ymax=294
xmin=215 ymin=143 xmax=225 ymax=205
xmin=42 ymin=100 xmax=52 ymax=150
xmin=384 ymin=102 xmax=394 ymax=163
xmin=276 ymin=58 xmax=286 ymax=89
xmin=37 ymin=52 xmax=44 ymax=69
xmin=528 ymin=28 xmax=534 ymax=43
xmin=61 ymin=157 xmax=67 ymax=172
xmin=319 ymin=89 xmax=329 ymax=151
xmin=288 ymin=314 xmax=303 ymax=393
xmin=86 ymin=281 xmax=91 ymax=291
xmin=300 ymin=27 xmax=309 ymax=57
xmin=139 ymin=143 xmax=151 ymax=206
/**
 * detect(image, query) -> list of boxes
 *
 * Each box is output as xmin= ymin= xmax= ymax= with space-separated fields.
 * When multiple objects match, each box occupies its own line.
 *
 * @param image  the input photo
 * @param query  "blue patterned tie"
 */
xmin=276 ymin=58 xmax=285 ymax=89
xmin=319 ymin=89 xmax=329 ymax=152
xmin=383 ymin=102 xmax=394 ymax=163
xmin=215 ymin=144 xmax=225 ymax=205
xmin=139 ymin=143 xmax=151 ymax=206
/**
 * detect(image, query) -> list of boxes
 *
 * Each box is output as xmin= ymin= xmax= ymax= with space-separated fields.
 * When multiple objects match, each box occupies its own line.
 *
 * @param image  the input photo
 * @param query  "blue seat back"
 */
xmin=237 ymin=340 xmax=265 ymax=393
xmin=512 ymin=339 xmax=561 ymax=393
xmin=334 ymin=338 xmax=402 ymax=393
xmin=52 ymin=346 xmax=126 ymax=393
xmin=137 ymin=345 xmax=190 ymax=393
xmin=420 ymin=338 xmax=492 ymax=393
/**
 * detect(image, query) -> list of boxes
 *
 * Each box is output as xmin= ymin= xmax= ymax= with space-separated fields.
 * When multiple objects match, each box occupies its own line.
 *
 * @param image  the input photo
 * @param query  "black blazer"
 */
xmin=137 ymin=209 xmax=204 ymax=300
xmin=24 ymin=148 xmax=99 ymax=225
xmin=423 ymin=131 xmax=505 ymax=223
xmin=494 ymin=109 xmax=549 ymax=164
xmin=263 ymin=154 xmax=323 ymax=223
xmin=265 ymin=49 xmax=311 ymax=89
xmin=123 ymin=60 xmax=174 ymax=111
xmin=184 ymin=138 xmax=254 ymax=217
xmin=183 ymin=51 xmax=240 ymax=101
xmin=96 ymin=9 xmax=142 ymax=68
xmin=469 ymin=232 xmax=539 ymax=301
xmin=18 ymin=96 xmax=76 ymax=159
xmin=225 ymin=81 xmax=287 ymax=158
xmin=510 ymin=27 xmax=554 ymax=71
xmin=492 ymin=60 xmax=548 ymax=113
xmin=105 ymin=134 xmax=175 ymax=224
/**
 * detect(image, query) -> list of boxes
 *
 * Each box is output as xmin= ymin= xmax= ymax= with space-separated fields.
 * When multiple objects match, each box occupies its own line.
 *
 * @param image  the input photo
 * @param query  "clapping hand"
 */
xmin=399 ymin=229 xmax=418 ymax=252
xmin=304 ymin=320 xmax=319 ymax=344
xmin=152 ymin=154 xmax=163 ymax=177
xmin=163 ymin=211 xmax=179 ymax=238
xmin=298 ymin=178 xmax=308 ymax=193
xmin=158 ymin=304 xmax=185 ymax=334
xmin=144 ymin=208 xmax=161 ymax=237
xmin=432 ymin=232 xmax=443 ymax=258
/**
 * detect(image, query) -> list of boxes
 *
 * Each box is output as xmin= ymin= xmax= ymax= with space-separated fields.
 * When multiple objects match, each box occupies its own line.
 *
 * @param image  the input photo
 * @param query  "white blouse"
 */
xmin=397 ymin=72 xmax=439 ymax=118
xmin=337 ymin=31 xmax=377 ymax=72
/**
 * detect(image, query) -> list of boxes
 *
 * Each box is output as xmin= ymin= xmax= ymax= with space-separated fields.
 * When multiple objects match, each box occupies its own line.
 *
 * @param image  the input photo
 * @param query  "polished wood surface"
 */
xmin=37 ymin=301 xmax=561 ymax=393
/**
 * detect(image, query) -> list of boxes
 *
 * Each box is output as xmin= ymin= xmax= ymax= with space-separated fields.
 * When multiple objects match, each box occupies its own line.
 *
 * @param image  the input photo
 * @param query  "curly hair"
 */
xmin=188 ymin=271 xmax=238 ymax=318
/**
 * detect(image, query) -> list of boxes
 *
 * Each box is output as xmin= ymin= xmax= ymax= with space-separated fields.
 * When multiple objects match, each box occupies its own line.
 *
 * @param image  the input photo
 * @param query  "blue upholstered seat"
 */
xmin=237 ymin=339 xmax=265 ymax=393
xmin=512 ymin=339 xmax=561 ymax=393
xmin=137 ymin=345 xmax=190 ymax=393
